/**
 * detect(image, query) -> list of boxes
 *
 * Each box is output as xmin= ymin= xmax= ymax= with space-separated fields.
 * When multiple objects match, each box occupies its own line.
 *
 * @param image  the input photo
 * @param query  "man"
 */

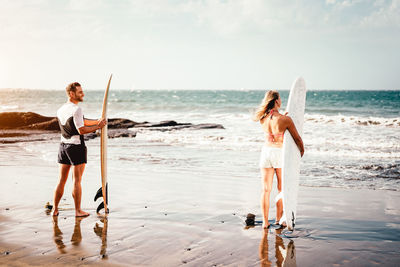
xmin=53 ymin=82 xmax=106 ymax=217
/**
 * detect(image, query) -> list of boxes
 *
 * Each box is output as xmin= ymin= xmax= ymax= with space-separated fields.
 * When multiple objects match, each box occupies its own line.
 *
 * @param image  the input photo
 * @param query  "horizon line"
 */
xmin=1 ymin=88 xmax=399 ymax=91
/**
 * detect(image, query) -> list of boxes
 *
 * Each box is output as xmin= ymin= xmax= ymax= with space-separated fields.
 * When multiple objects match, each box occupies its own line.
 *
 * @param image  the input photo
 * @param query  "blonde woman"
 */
xmin=254 ymin=90 xmax=304 ymax=229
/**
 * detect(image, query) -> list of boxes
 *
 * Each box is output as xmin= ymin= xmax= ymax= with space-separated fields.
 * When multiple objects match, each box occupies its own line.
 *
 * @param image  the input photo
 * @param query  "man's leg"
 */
xmin=72 ymin=163 xmax=89 ymax=217
xmin=53 ymin=164 xmax=71 ymax=216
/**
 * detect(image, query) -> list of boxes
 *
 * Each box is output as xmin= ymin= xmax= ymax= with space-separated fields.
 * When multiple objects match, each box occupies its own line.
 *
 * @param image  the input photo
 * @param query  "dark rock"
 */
xmin=134 ymin=122 xmax=224 ymax=131
xmin=45 ymin=202 xmax=53 ymax=210
xmin=245 ymin=213 xmax=256 ymax=226
xmin=84 ymin=132 xmax=98 ymax=140
xmin=134 ymin=120 xmax=180 ymax=127
xmin=190 ymin=123 xmax=224 ymax=130
xmin=0 ymin=112 xmax=56 ymax=129
xmin=0 ymin=132 xmax=30 ymax=138
xmin=23 ymin=118 xmax=59 ymax=131
xmin=108 ymin=129 xmax=137 ymax=138
xmin=108 ymin=118 xmax=139 ymax=129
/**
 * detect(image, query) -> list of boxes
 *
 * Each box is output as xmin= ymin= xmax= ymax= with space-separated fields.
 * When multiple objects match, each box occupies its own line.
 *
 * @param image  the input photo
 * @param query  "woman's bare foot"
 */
xmin=75 ymin=210 xmax=90 ymax=217
xmin=262 ymin=222 xmax=270 ymax=229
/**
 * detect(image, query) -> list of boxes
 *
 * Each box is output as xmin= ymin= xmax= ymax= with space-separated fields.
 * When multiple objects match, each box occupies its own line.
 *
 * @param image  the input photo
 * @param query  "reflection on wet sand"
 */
xmin=52 ymin=216 xmax=87 ymax=253
xmin=259 ymin=228 xmax=297 ymax=267
xmin=52 ymin=216 xmax=66 ymax=254
xmin=93 ymin=217 xmax=108 ymax=258
xmin=71 ymin=217 xmax=84 ymax=246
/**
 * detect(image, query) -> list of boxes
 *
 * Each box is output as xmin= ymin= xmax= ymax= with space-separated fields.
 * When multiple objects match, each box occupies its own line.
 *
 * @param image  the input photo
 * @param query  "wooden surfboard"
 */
xmin=94 ymin=74 xmax=112 ymax=214
xmin=281 ymin=77 xmax=306 ymax=231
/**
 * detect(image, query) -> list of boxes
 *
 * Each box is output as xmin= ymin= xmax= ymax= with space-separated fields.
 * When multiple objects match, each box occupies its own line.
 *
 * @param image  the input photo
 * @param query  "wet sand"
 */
xmin=1 ymin=143 xmax=400 ymax=266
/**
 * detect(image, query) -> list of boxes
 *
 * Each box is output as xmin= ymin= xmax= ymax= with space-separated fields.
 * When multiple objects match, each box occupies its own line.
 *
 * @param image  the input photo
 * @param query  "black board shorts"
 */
xmin=58 ymin=143 xmax=87 ymax=166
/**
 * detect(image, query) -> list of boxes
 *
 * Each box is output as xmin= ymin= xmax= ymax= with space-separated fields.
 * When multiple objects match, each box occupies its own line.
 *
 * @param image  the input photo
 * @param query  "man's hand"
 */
xmin=97 ymin=118 xmax=107 ymax=129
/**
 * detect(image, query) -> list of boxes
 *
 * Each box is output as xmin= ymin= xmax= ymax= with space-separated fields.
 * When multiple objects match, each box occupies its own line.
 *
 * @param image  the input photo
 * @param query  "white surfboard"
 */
xmin=94 ymin=74 xmax=112 ymax=214
xmin=281 ymin=77 xmax=306 ymax=231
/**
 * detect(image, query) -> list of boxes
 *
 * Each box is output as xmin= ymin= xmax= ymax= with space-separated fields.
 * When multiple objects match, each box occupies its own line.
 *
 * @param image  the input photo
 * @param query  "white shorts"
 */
xmin=259 ymin=146 xmax=282 ymax=169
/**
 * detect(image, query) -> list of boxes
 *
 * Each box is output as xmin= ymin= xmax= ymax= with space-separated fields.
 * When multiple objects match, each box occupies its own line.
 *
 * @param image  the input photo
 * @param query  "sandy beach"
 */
xmin=1 ymin=140 xmax=400 ymax=266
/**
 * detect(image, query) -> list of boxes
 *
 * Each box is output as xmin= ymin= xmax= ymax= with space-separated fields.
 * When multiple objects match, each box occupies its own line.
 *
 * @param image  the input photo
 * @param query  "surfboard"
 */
xmin=94 ymin=74 xmax=112 ymax=214
xmin=281 ymin=77 xmax=306 ymax=231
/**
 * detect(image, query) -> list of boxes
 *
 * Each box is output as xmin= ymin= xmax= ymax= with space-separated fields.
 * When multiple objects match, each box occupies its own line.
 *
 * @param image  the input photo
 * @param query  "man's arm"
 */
xmin=78 ymin=119 xmax=107 ymax=135
xmin=84 ymin=118 xmax=102 ymax=126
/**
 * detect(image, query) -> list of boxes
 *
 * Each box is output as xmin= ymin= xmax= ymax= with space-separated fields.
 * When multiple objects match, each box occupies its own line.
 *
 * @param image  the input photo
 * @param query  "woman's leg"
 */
xmin=261 ymin=168 xmax=274 ymax=228
xmin=275 ymin=168 xmax=284 ymax=224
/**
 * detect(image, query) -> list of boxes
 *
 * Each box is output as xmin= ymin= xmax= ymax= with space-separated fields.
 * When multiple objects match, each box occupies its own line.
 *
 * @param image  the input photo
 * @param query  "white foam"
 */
xmin=305 ymin=114 xmax=400 ymax=127
xmin=0 ymin=105 xmax=19 ymax=111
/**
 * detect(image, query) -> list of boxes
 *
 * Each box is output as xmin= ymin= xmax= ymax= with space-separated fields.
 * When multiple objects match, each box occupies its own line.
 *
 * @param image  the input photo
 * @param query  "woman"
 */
xmin=254 ymin=90 xmax=304 ymax=229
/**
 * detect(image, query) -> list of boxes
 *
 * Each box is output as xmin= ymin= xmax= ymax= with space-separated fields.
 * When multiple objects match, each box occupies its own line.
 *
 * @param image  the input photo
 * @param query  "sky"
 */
xmin=0 ymin=0 xmax=399 ymax=90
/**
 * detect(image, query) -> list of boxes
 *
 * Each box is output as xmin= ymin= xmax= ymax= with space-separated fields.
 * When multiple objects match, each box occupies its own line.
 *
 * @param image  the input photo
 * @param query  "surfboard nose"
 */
xmin=292 ymin=77 xmax=306 ymax=89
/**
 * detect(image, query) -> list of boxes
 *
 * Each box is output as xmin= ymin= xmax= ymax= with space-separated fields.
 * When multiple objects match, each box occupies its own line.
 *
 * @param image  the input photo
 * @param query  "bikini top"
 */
xmin=267 ymin=110 xmax=284 ymax=142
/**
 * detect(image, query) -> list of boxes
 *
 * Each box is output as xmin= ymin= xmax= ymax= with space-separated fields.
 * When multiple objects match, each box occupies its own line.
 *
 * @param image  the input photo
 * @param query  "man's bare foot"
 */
xmin=75 ymin=210 xmax=90 ymax=217
xmin=53 ymin=210 xmax=59 ymax=216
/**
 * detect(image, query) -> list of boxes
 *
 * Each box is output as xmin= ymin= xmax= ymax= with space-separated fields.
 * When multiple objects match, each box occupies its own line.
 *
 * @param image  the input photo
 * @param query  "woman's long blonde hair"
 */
xmin=253 ymin=90 xmax=280 ymax=122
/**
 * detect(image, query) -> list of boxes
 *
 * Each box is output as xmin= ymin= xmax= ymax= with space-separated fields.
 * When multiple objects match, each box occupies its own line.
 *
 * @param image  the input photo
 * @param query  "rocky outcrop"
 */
xmin=0 ymin=112 xmax=224 ymax=131
xmin=0 ymin=112 xmax=59 ymax=130
xmin=85 ymin=129 xmax=137 ymax=140
xmin=0 ymin=112 xmax=224 ymax=143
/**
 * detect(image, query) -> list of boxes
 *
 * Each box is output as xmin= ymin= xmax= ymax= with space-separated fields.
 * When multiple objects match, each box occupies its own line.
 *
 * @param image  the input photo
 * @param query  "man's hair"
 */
xmin=66 ymin=82 xmax=81 ymax=95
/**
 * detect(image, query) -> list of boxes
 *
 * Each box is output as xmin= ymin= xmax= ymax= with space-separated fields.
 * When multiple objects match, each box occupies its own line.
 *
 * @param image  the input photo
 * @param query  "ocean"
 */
xmin=1 ymin=89 xmax=399 ymax=191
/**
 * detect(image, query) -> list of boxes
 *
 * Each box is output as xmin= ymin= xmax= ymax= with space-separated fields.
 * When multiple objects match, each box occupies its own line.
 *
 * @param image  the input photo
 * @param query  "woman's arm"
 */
xmin=285 ymin=117 xmax=305 ymax=157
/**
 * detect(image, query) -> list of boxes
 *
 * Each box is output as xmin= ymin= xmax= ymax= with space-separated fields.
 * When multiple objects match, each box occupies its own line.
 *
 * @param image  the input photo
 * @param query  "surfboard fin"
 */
xmin=94 ymin=187 xmax=103 ymax=202
xmin=291 ymin=211 xmax=295 ymax=229
xmin=95 ymin=183 xmax=108 ymax=213
xmin=96 ymin=202 xmax=105 ymax=213
xmin=96 ymin=202 xmax=109 ymax=214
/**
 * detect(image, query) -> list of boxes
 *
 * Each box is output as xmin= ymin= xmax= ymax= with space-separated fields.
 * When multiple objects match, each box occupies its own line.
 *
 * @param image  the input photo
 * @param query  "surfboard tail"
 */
xmin=95 ymin=183 xmax=109 ymax=214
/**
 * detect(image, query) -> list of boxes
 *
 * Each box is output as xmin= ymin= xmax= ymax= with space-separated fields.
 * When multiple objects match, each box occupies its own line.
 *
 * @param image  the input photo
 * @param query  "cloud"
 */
xmin=361 ymin=0 xmax=400 ymax=27
xmin=132 ymin=0 xmax=400 ymax=35
xmin=1 ymin=0 xmax=399 ymax=42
